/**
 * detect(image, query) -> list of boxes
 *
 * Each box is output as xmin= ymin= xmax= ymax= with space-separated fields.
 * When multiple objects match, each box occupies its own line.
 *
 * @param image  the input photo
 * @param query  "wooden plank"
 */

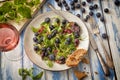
xmin=81 ymin=0 xmax=115 ymax=79
xmin=100 ymin=0 xmax=120 ymax=80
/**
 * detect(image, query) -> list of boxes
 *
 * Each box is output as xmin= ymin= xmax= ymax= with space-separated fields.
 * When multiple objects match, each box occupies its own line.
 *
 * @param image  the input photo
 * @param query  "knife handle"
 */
xmin=95 ymin=50 xmax=109 ymax=76
xmin=96 ymin=34 xmax=114 ymax=69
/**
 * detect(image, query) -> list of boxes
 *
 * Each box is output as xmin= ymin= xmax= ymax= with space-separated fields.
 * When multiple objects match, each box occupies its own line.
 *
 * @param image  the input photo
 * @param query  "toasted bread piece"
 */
xmin=66 ymin=49 xmax=87 ymax=67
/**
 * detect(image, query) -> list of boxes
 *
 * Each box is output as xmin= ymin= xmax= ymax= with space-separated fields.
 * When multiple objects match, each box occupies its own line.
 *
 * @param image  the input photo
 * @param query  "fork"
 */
xmin=92 ymin=24 xmax=114 ymax=69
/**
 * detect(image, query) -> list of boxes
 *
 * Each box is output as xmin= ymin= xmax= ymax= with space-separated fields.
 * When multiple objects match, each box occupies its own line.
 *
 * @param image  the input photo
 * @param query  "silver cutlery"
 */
xmin=92 ymin=24 xmax=114 ymax=69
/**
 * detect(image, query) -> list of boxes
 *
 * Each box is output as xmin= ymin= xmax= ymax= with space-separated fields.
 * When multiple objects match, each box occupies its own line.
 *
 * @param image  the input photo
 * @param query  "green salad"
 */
xmin=0 ymin=0 xmax=41 ymax=23
xmin=31 ymin=17 xmax=81 ymax=67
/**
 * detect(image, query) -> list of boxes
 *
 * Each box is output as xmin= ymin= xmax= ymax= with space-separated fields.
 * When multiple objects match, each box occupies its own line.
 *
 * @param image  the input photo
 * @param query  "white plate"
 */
xmin=24 ymin=11 xmax=89 ymax=71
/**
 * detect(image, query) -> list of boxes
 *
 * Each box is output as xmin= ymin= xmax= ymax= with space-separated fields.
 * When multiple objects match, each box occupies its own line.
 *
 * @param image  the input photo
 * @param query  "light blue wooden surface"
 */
xmin=1 ymin=0 xmax=120 ymax=80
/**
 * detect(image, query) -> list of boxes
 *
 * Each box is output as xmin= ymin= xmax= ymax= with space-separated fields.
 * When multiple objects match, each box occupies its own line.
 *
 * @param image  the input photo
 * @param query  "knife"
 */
xmin=88 ymin=27 xmax=109 ymax=76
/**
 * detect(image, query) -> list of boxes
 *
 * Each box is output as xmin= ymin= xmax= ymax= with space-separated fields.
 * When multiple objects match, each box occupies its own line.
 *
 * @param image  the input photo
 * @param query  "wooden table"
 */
xmin=0 ymin=0 xmax=120 ymax=80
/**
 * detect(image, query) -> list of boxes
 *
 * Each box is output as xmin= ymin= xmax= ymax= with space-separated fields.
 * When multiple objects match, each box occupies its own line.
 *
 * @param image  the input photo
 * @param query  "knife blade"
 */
xmin=88 ymin=26 xmax=109 ymax=76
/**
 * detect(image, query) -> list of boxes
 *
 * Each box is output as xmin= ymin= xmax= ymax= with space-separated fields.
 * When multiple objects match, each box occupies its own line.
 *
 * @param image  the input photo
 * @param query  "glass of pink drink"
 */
xmin=0 ymin=23 xmax=23 ymax=61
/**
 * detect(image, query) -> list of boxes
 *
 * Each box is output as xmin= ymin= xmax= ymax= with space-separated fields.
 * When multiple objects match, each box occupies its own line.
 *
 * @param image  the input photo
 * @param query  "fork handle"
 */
xmin=95 ymin=50 xmax=109 ymax=76
xmin=96 ymin=34 xmax=114 ymax=69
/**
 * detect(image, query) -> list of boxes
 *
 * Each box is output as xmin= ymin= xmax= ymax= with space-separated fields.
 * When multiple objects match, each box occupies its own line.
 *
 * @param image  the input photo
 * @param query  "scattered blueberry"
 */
xmin=71 ymin=5 xmax=75 ymax=10
xmin=84 ymin=18 xmax=88 ymax=22
xmin=62 ymin=0 xmax=66 ymax=4
xmin=86 ymin=15 xmax=90 ymax=19
xmin=86 ymin=0 xmax=91 ymax=3
xmin=89 ymin=5 xmax=94 ymax=10
xmin=65 ymin=6 xmax=70 ymax=11
xmin=81 ymin=8 xmax=85 ymax=13
xmin=49 ymin=54 xmax=55 ymax=60
xmin=55 ymin=0 xmax=59 ymax=2
xmin=45 ymin=17 xmax=50 ymax=23
xmin=63 ymin=2 xmax=68 ymax=7
xmin=100 ymin=16 xmax=105 ymax=22
xmin=89 ymin=11 xmax=94 ymax=16
xmin=70 ymin=1 xmax=74 ymax=6
xmin=76 ymin=4 xmax=81 ymax=9
xmin=76 ymin=14 xmax=81 ymax=18
xmin=114 ymin=0 xmax=120 ymax=6
xmin=57 ymin=1 xmax=62 ymax=7
xmin=94 ymin=4 xmax=98 ymax=9
xmin=104 ymin=8 xmax=109 ymax=13
xmin=102 ymin=33 xmax=108 ymax=39
xmin=96 ymin=12 xmax=101 ymax=18
xmin=82 ymin=1 xmax=86 ymax=6
xmin=59 ymin=56 xmax=65 ymax=64
xmin=73 ymin=0 xmax=78 ymax=3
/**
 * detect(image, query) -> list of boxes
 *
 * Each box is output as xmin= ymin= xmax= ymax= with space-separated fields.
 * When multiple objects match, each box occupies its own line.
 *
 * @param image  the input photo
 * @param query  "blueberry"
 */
xmin=34 ymin=32 xmax=39 ymax=36
xmin=89 ymin=5 xmax=94 ymax=10
xmin=49 ymin=25 xmax=55 ymax=30
xmin=70 ymin=1 xmax=74 ymax=6
xmin=47 ymin=47 xmax=52 ymax=52
xmin=45 ymin=17 xmax=50 ymax=23
xmin=48 ymin=34 xmax=52 ymax=39
xmin=53 ymin=29 xmax=57 ymax=34
xmin=65 ymin=41 xmax=70 ymax=45
xmin=44 ymin=52 xmax=49 ymax=57
xmin=102 ymin=33 xmax=108 ymax=39
xmin=49 ymin=54 xmax=55 ymax=60
xmin=66 ymin=37 xmax=71 ymax=42
xmin=59 ymin=56 xmax=65 ymax=64
xmin=62 ymin=19 xmax=67 ymax=25
xmin=55 ymin=0 xmax=59 ymax=2
xmin=89 ymin=11 xmax=94 ymax=16
xmin=57 ymin=2 xmax=62 ymax=7
xmin=96 ymin=12 xmax=101 ymax=18
xmin=73 ymin=0 xmax=78 ymax=3
xmin=114 ymin=0 xmax=120 ymax=6
xmin=94 ymin=4 xmax=98 ymax=9
xmin=104 ymin=8 xmax=109 ymax=13
xmin=59 ymin=56 xmax=65 ymax=61
xmin=55 ymin=38 xmax=60 ymax=43
xmin=82 ymin=1 xmax=86 ymax=6
xmin=100 ymin=16 xmax=105 ymax=22
xmin=62 ymin=0 xmax=66 ymax=4
xmin=81 ymin=8 xmax=85 ymax=13
xmin=74 ymin=32 xmax=80 ymax=38
xmin=33 ymin=37 xmax=38 ymax=42
xmin=63 ymin=2 xmax=68 ymax=7
xmin=86 ymin=15 xmax=90 ymax=19
xmin=65 ymin=6 xmax=70 ymax=11
xmin=55 ymin=18 xmax=60 ymax=23
xmin=76 ymin=14 xmax=81 ymax=18
xmin=41 ymin=47 xmax=46 ymax=52
xmin=76 ymin=4 xmax=81 ymax=9
xmin=71 ymin=5 xmax=75 ymax=10
xmin=34 ymin=46 xmax=39 ymax=51
xmin=86 ymin=0 xmax=91 ymax=3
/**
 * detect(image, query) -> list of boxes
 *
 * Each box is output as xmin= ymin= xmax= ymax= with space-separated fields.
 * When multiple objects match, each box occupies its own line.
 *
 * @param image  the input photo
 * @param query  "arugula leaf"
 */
xmin=18 ymin=5 xmax=31 ymax=18
xmin=46 ymin=60 xmax=53 ymax=68
xmin=31 ymin=26 xmax=39 ymax=33
xmin=18 ymin=68 xmax=43 ymax=80
xmin=32 ymin=71 xmax=43 ymax=80
xmin=14 ymin=0 xmax=27 ymax=5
